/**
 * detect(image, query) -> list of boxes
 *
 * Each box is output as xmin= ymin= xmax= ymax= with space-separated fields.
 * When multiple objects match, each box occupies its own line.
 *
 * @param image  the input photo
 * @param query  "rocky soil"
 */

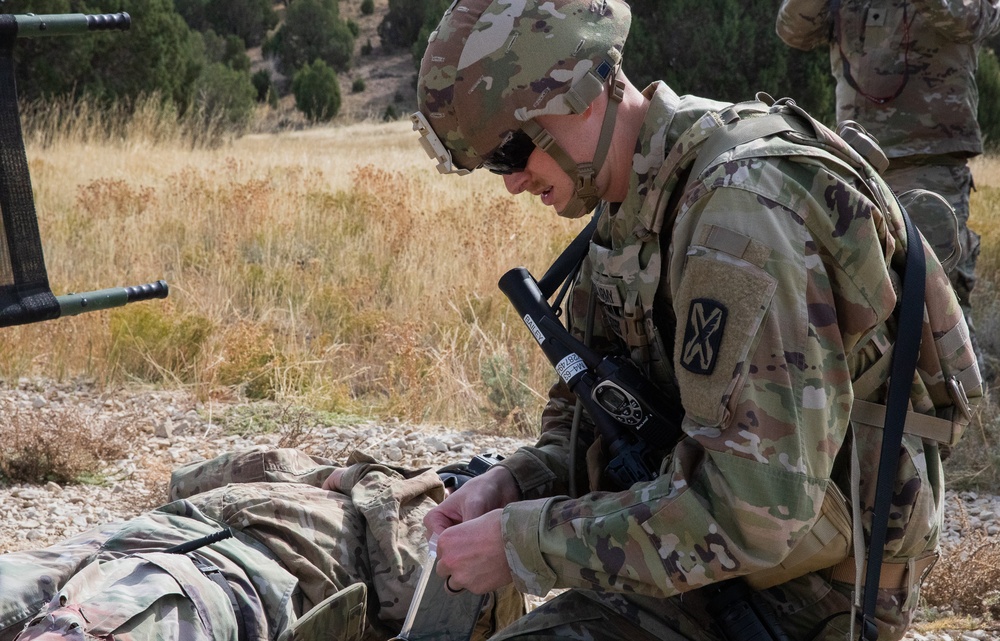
xmin=0 ymin=379 xmax=997 ymax=640
xmin=0 ymin=379 xmax=534 ymax=555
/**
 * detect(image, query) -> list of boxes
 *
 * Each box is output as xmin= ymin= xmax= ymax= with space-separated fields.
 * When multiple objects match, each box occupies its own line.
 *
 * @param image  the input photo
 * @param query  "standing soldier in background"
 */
xmin=411 ymin=0 xmax=982 ymax=640
xmin=776 ymin=0 xmax=1000 ymax=382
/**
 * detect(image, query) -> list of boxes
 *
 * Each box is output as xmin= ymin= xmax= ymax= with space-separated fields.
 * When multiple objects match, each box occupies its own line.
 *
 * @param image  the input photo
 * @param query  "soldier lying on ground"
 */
xmin=0 ymin=448 xmax=525 ymax=641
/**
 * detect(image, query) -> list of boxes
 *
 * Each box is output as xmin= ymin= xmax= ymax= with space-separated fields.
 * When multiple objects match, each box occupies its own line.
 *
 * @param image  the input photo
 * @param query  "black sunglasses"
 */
xmin=482 ymin=130 xmax=536 ymax=175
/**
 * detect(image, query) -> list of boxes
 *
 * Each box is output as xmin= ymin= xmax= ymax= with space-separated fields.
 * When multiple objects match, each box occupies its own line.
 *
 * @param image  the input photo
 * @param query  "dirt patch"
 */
xmin=251 ymin=0 xmax=418 ymax=127
xmin=337 ymin=0 xmax=418 ymax=122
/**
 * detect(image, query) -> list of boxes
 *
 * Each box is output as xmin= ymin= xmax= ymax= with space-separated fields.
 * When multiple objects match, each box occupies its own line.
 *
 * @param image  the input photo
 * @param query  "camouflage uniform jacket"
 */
xmin=495 ymin=82 xmax=980 ymax=639
xmin=776 ymin=0 xmax=1000 ymax=158
xmin=0 ymin=449 xmax=450 ymax=641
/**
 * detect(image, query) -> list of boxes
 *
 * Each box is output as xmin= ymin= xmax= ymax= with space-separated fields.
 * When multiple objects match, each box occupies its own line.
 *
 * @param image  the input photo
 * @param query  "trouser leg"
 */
xmin=885 ymin=158 xmax=992 ymax=381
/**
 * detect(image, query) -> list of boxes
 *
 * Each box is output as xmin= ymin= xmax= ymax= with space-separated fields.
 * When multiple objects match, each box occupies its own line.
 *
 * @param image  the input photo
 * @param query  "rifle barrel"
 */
xmin=56 ymin=280 xmax=168 ymax=318
xmin=2 ymin=13 xmax=131 ymax=37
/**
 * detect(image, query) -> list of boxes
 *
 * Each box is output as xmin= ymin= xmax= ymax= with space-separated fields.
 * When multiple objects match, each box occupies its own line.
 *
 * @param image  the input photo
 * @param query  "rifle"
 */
xmin=0 ymin=11 xmax=169 ymax=328
xmin=498 ymin=266 xmax=683 ymax=489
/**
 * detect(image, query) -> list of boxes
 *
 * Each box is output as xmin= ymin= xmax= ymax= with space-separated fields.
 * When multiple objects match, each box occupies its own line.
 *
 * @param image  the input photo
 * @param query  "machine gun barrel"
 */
xmin=0 ymin=12 xmax=131 ymax=37
xmin=56 ymin=280 xmax=168 ymax=318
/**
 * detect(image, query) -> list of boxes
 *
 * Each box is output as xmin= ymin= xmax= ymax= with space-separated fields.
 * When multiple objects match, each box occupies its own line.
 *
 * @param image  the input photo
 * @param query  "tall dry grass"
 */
xmin=9 ymin=105 xmax=584 ymax=431
xmin=944 ymin=155 xmax=1000 ymax=492
xmin=7 ymin=103 xmax=1000 ymax=440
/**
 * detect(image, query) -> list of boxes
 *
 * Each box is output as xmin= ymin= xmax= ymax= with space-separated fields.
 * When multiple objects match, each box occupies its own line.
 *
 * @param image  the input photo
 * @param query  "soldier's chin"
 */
xmin=556 ymin=195 xmax=592 ymax=219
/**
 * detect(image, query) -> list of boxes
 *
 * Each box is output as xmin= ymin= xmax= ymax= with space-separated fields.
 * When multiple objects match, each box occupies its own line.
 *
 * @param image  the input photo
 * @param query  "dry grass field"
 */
xmin=1 ymin=104 xmax=999 ymax=632
xmin=10 ymin=108 xmax=584 ymax=432
xmin=8 ymin=108 xmax=998 ymax=432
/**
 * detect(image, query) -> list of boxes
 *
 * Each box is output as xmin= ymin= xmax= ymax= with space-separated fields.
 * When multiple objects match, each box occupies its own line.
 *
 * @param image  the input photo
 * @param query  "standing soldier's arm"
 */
xmin=909 ymin=0 xmax=1000 ymax=43
xmin=776 ymin=0 xmax=834 ymax=50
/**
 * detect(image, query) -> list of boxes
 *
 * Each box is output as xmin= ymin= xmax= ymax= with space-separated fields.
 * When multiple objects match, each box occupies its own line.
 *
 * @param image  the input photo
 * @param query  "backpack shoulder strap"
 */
xmin=688 ymin=110 xmax=813 ymax=181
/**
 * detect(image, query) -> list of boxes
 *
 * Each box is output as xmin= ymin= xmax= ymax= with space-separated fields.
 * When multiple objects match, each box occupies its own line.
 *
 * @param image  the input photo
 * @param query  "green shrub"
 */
xmin=272 ymin=0 xmax=355 ymax=74
xmin=624 ymin=0 xmax=834 ymax=123
xmin=361 ymin=0 xmax=375 ymax=15
xmin=192 ymin=63 xmax=257 ymax=129
xmin=252 ymin=69 xmax=278 ymax=105
xmin=379 ymin=0 xmax=441 ymax=52
xmin=204 ymin=0 xmax=278 ymax=47
xmin=347 ymin=19 xmax=360 ymax=38
xmin=10 ymin=0 xmax=204 ymax=111
xmin=352 ymin=77 xmax=367 ymax=93
xmin=109 ymin=305 xmax=213 ymax=383
xmin=292 ymin=60 xmax=342 ymax=122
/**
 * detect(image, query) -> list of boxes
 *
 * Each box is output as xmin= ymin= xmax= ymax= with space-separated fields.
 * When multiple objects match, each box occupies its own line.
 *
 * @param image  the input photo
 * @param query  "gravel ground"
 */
xmin=0 ymin=379 xmax=997 ymax=639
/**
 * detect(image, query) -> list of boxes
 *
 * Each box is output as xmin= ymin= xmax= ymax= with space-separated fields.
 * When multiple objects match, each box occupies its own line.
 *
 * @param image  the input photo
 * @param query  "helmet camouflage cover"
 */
xmin=414 ymin=0 xmax=631 ymax=174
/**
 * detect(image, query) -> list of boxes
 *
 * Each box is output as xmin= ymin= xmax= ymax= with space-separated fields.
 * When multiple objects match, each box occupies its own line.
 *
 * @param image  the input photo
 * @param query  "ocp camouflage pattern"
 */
xmin=776 ymin=0 xmax=1000 ymax=158
xmin=417 ymin=0 xmax=630 ymax=171
xmin=494 ymin=82 xmax=981 ymax=641
xmin=0 ymin=449 xmax=524 ymax=641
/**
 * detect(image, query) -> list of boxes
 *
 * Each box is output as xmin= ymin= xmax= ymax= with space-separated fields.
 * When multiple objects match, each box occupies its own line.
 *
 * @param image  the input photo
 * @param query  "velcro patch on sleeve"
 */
xmin=675 ymin=249 xmax=777 ymax=426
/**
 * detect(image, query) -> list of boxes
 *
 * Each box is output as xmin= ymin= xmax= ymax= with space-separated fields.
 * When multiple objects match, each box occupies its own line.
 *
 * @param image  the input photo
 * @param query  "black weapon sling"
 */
xmin=857 ymin=194 xmax=927 ymax=640
xmin=535 ymin=210 xmax=600 ymax=498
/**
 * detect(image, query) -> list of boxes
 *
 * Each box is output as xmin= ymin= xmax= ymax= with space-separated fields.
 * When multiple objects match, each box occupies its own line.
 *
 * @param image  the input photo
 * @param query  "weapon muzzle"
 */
xmin=4 ymin=12 xmax=131 ymax=38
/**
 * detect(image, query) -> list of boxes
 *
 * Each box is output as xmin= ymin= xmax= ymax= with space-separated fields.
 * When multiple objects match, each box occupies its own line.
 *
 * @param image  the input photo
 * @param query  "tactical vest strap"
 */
xmin=823 ymin=551 xmax=937 ymax=591
xmin=688 ymin=111 xmax=813 ymax=181
xmin=188 ymin=554 xmax=253 ymax=641
xmin=851 ymin=399 xmax=964 ymax=446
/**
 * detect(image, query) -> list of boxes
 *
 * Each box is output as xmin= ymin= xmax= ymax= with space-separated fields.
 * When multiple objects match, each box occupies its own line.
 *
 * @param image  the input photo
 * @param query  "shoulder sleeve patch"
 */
xmin=681 ymin=298 xmax=728 ymax=375
xmin=674 ymin=247 xmax=777 ymax=426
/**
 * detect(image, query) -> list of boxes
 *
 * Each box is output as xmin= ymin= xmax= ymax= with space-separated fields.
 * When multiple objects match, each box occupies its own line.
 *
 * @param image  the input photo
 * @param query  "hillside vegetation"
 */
xmin=3 ymin=0 xmax=1000 ymax=148
xmin=0 ymin=107 xmax=996 ymax=485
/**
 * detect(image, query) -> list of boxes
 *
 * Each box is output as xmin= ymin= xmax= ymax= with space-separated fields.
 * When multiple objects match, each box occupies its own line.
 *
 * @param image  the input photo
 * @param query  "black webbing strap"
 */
xmin=167 ymin=529 xmax=254 ymax=641
xmin=188 ymin=554 xmax=254 ymax=641
xmin=537 ymin=211 xmax=600 ymax=300
xmin=859 ymin=206 xmax=926 ymax=640
xmin=0 ymin=16 xmax=59 ymax=327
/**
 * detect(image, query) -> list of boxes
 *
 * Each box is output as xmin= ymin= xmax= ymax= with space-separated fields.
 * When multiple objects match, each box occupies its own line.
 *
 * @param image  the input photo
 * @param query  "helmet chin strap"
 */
xmin=520 ymin=73 xmax=626 ymax=219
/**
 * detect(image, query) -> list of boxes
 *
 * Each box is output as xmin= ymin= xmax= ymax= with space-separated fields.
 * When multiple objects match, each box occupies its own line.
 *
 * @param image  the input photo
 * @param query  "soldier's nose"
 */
xmin=503 ymin=171 xmax=529 ymax=194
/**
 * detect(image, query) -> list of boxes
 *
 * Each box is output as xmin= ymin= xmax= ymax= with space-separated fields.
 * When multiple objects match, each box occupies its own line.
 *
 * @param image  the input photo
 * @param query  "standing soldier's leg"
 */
xmin=884 ymin=158 xmax=992 ymax=381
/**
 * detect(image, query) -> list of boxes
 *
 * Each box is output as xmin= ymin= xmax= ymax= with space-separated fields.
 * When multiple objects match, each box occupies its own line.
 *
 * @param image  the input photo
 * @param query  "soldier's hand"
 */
xmin=321 ymin=468 xmax=347 ymax=492
xmin=424 ymin=465 xmax=519 ymax=536
xmin=435 ymin=509 xmax=513 ymax=594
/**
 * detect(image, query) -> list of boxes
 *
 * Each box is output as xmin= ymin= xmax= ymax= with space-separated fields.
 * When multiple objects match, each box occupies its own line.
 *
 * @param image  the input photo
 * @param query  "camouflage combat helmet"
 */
xmin=412 ymin=0 xmax=631 ymax=218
